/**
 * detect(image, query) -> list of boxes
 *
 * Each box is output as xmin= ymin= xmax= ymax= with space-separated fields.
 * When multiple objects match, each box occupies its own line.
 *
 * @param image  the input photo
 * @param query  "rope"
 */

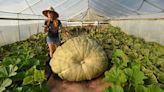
xmin=24 ymin=0 xmax=36 ymax=14
xmin=19 ymin=0 xmax=42 ymax=14
xmin=144 ymin=0 xmax=164 ymax=12
xmin=136 ymin=0 xmax=145 ymax=11
xmin=50 ymin=0 xmax=68 ymax=8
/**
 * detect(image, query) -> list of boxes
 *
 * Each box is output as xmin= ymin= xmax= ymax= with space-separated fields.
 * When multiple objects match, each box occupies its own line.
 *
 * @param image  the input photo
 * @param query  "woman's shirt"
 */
xmin=44 ymin=20 xmax=62 ymax=38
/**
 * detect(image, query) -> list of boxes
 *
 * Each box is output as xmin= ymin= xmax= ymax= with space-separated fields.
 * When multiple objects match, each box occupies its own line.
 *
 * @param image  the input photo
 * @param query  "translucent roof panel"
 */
xmin=0 ymin=0 xmax=164 ymax=21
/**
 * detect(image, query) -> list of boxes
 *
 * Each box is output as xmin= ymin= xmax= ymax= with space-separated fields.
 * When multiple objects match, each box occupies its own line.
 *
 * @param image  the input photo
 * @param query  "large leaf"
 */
xmin=135 ymin=85 xmax=148 ymax=92
xmin=0 ymin=33 xmax=49 ymax=91
xmin=135 ymin=85 xmax=164 ymax=92
xmin=1 ymin=57 xmax=21 ymax=66
xmin=112 ymin=49 xmax=129 ymax=68
xmin=141 ymin=66 xmax=158 ymax=85
xmin=0 ymin=78 xmax=12 ymax=92
xmin=104 ymin=66 xmax=127 ymax=85
xmin=158 ymin=73 xmax=164 ymax=84
xmin=7 ymin=65 xmax=18 ymax=77
xmin=11 ymin=72 xmax=25 ymax=82
xmin=21 ymin=82 xmax=49 ymax=92
xmin=21 ymin=85 xmax=37 ymax=92
xmin=124 ymin=64 xmax=147 ymax=86
xmin=110 ymin=85 xmax=124 ymax=92
xmin=22 ymin=76 xmax=34 ymax=85
xmin=34 ymin=69 xmax=45 ymax=84
xmin=147 ymin=85 xmax=164 ymax=92
xmin=23 ymin=66 xmax=36 ymax=85
xmin=8 ymin=87 xmax=22 ymax=92
xmin=25 ymin=66 xmax=36 ymax=76
xmin=23 ymin=66 xmax=46 ymax=85
xmin=103 ymin=85 xmax=124 ymax=92
xmin=0 ymin=66 xmax=8 ymax=78
xmin=0 ymin=65 xmax=18 ymax=78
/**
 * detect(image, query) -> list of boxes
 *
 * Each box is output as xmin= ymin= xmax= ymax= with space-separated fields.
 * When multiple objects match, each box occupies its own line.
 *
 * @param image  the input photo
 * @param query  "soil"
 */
xmin=47 ymin=74 xmax=112 ymax=92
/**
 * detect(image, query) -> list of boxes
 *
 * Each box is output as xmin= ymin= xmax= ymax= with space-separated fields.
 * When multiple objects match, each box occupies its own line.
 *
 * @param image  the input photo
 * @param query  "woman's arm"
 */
xmin=44 ymin=26 xmax=48 ymax=33
xmin=44 ymin=20 xmax=49 ymax=33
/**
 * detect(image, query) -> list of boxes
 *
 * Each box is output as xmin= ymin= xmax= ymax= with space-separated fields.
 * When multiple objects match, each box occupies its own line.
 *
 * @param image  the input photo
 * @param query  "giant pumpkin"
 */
xmin=50 ymin=36 xmax=108 ymax=81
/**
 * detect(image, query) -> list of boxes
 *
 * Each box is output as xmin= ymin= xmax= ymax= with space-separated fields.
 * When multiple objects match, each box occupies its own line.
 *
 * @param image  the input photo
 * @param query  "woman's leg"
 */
xmin=48 ymin=43 xmax=56 ymax=58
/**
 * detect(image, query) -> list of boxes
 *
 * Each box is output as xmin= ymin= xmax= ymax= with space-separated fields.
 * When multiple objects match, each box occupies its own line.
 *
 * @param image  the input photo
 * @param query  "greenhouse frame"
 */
xmin=0 ymin=0 xmax=164 ymax=92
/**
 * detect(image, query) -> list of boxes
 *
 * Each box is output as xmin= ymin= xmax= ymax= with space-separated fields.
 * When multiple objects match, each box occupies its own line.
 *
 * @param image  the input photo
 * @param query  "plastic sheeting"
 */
xmin=111 ymin=19 xmax=164 ymax=45
xmin=0 ymin=20 xmax=44 ymax=46
xmin=0 ymin=0 xmax=164 ymax=20
xmin=0 ymin=0 xmax=164 ymax=46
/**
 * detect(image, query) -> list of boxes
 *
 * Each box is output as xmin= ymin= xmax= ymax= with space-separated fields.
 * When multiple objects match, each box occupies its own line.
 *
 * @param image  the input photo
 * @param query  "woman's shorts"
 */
xmin=46 ymin=36 xmax=60 ymax=45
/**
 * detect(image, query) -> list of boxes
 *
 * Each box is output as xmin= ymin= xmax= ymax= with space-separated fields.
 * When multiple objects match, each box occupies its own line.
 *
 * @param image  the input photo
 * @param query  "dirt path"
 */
xmin=47 ymin=74 xmax=112 ymax=92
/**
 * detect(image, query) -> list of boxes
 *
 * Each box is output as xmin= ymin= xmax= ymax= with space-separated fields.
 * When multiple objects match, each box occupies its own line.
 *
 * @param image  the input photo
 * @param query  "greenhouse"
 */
xmin=0 ymin=0 xmax=164 ymax=92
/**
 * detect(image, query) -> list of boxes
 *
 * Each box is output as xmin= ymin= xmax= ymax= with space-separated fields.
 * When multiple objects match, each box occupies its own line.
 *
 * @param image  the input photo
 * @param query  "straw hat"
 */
xmin=42 ymin=6 xmax=59 ymax=18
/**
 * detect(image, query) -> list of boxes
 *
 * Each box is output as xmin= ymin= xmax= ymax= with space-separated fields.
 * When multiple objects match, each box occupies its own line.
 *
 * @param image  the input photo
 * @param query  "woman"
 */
xmin=42 ymin=6 xmax=62 ymax=58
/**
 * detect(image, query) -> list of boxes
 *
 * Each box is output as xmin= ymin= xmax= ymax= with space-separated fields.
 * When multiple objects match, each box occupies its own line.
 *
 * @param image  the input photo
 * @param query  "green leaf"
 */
xmin=141 ymin=66 xmax=158 ymax=85
xmin=22 ymin=66 xmax=36 ymax=85
xmin=104 ymin=66 xmax=127 ymax=85
xmin=21 ymin=85 xmax=37 ymax=92
xmin=124 ymin=65 xmax=147 ymax=86
xmin=22 ymin=76 xmax=34 ymax=85
xmin=103 ymin=85 xmax=124 ymax=92
xmin=0 ymin=87 xmax=5 ymax=92
xmin=11 ymin=72 xmax=25 ymax=82
xmin=135 ymin=85 xmax=148 ymax=92
xmin=0 ymin=65 xmax=18 ymax=78
xmin=112 ymin=49 xmax=126 ymax=58
xmin=158 ymin=73 xmax=164 ymax=84
xmin=23 ymin=66 xmax=45 ymax=85
xmin=8 ymin=87 xmax=22 ymax=92
xmin=1 ymin=57 xmax=21 ymax=66
xmin=7 ymin=65 xmax=18 ymax=77
xmin=25 ymin=66 xmax=36 ymax=76
xmin=157 ymin=83 xmax=164 ymax=90
xmin=21 ymin=82 xmax=49 ymax=92
xmin=102 ymin=88 xmax=110 ymax=92
xmin=1 ymin=78 xmax=12 ymax=88
xmin=0 ymin=66 xmax=8 ymax=78
xmin=34 ymin=69 xmax=45 ymax=84
xmin=124 ymin=68 xmax=132 ymax=78
xmin=39 ymin=81 xmax=49 ymax=92
xmin=0 ymin=78 xmax=12 ymax=92
xmin=147 ymin=85 xmax=164 ymax=92
xmin=112 ymin=49 xmax=129 ymax=68
xmin=29 ymin=53 xmax=36 ymax=58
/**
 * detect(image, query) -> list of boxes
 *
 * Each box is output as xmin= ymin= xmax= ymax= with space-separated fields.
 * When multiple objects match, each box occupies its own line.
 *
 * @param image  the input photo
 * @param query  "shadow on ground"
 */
xmin=47 ymin=74 xmax=112 ymax=92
